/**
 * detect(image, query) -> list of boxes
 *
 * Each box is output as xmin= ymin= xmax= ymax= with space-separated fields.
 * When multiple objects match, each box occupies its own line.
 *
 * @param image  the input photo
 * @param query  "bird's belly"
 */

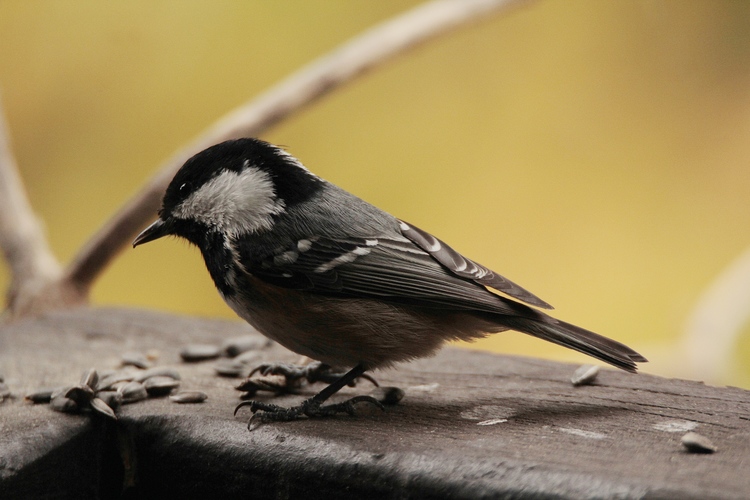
xmin=220 ymin=277 xmax=492 ymax=369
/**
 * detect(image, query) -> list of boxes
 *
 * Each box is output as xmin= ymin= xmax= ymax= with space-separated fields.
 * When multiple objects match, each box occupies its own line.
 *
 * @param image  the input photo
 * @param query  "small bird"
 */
xmin=133 ymin=138 xmax=646 ymax=423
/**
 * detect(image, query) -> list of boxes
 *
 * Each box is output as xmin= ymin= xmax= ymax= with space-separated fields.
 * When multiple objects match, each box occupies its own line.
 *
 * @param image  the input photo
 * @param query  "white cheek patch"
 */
xmin=173 ymin=167 xmax=285 ymax=236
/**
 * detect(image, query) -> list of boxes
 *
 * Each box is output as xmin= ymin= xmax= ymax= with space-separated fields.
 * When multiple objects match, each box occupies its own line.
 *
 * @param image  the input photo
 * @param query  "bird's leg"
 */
xmin=235 ymin=364 xmax=384 ymax=427
xmin=248 ymin=360 xmax=379 ymax=389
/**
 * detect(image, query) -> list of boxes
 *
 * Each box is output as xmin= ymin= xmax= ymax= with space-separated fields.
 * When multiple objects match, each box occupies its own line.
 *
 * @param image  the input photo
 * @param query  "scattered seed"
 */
xmin=681 ymin=432 xmax=717 ymax=454
xmin=26 ymin=388 xmax=56 ymax=404
xmin=170 ymin=390 xmax=207 ymax=404
xmin=51 ymin=386 xmax=72 ymax=401
xmin=65 ymin=385 xmax=95 ymax=406
xmin=571 ymin=365 xmax=600 ymax=386
xmin=221 ymin=336 xmax=269 ymax=357
xmin=119 ymin=381 xmax=148 ymax=404
xmin=121 ymin=351 xmax=152 ymax=369
xmin=50 ymin=394 xmax=79 ymax=413
xmin=369 ymin=386 xmax=405 ymax=405
xmin=99 ymin=371 xmax=136 ymax=391
xmin=90 ymin=397 xmax=117 ymax=420
xmin=79 ymin=368 xmax=99 ymax=391
xmin=180 ymin=344 xmax=222 ymax=362
xmin=144 ymin=376 xmax=180 ymax=396
xmin=213 ymin=359 xmax=250 ymax=378
xmin=133 ymin=367 xmax=182 ymax=383
xmin=96 ymin=390 xmax=123 ymax=410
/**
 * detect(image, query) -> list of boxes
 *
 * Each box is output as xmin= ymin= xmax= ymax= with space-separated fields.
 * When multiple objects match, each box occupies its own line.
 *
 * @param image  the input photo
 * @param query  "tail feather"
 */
xmin=508 ymin=317 xmax=647 ymax=373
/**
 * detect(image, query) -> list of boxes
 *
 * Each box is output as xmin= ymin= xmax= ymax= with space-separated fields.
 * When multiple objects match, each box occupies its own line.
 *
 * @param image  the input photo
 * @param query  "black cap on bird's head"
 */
xmin=133 ymin=138 xmax=323 ymax=248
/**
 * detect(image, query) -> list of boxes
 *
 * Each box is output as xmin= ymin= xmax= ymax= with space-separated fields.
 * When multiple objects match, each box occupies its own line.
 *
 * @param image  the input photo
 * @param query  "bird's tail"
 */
xmin=509 ymin=316 xmax=647 ymax=373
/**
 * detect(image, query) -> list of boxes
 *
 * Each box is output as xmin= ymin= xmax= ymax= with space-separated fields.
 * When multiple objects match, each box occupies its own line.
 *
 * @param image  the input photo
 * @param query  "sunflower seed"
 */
xmin=133 ymin=367 xmax=182 ymax=383
xmin=65 ymin=385 xmax=95 ymax=406
xmin=119 ymin=381 xmax=148 ymax=404
xmin=51 ymin=385 xmax=73 ymax=401
xmin=144 ymin=376 xmax=180 ymax=396
xmin=96 ymin=390 xmax=123 ymax=410
xmin=681 ymin=432 xmax=717 ymax=453
xmin=213 ymin=359 xmax=250 ymax=378
xmin=221 ymin=336 xmax=269 ymax=357
xmin=180 ymin=344 xmax=221 ymax=362
xmin=571 ymin=365 xmax=600 ymax=386
xmin=121 ymin=351 xmax=152 ymax=369
xmin=50 ymin=394 xmax=79 ymax=413
xmin=90 ymin=397 xmax=117 ymax=420
xmin=169 ymin=390 xmax=207 ymax=404
xmin=79 ymin=368 xmax=99 ymax=391
xmin=99 ymin=371 xmax=137 ymax=391
xmin=26 ymin=388 xmax=57 ymax=404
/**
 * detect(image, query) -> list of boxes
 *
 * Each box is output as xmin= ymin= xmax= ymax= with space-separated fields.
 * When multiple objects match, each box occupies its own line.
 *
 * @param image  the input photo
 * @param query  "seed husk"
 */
xmin=121 ymin=351 xmax=152 ymax=369
xmin=213 ymin=359 xmax=250 ymax=378
xmin=96 ymin=390 xmax=124 ymax=410
xmin=221 ymin=335 xmax=269 ymax=357
xmin=90 ymin=397 xmax=117 ymax=420
xmin=133 ymin=367 xmax=182 ymax=383
xmin=681 ymin=432 xmax=717 ymax=453
xmin=169 ymin=390 xmax=207 ymax=404
xmin=180 ymin=344 xmax=221 ymax=362
xmin=50 ymin=394 xmax=79 ymax=413
xmin=571 ymin=365 xmax=600 ymax=386
xmin=119 ymin=381 xmax=148 ymax=404
xmin=26 ymin=388 xmax=56 ymax=404
xmin=144 ymin=376 xmax=180 ymax=396
xmin=65 ymin=385 xmax=95 ymax=406
xmin=99 ymin=371 xmax=137 ymax=391
xmin=51 ymin=385 xmax=72 ymax=401
xmin=79 ymin=368 xmax=99 ymax=391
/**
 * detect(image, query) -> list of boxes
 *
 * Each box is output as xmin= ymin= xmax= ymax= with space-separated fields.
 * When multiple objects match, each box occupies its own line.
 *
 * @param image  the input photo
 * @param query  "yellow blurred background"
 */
xmin=1 ymin=1 xmax=749 ymax=387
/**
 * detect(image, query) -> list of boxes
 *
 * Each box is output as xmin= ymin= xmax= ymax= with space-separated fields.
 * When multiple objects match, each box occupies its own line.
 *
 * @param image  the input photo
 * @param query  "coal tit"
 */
xmin=133 ymin=138 xmax=646 ymax=423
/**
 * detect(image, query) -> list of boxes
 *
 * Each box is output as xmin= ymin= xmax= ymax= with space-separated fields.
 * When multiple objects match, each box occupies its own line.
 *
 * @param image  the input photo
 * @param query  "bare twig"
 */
xmin=0 ymin=95 xmax=68 ymax=317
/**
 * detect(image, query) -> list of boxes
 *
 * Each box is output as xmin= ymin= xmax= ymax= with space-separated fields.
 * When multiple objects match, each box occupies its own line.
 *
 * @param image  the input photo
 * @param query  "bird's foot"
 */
xmin=247 ymin=361 xmax=378 ymax=390
xmin=235 ymin=395 xmax=384 ymax=429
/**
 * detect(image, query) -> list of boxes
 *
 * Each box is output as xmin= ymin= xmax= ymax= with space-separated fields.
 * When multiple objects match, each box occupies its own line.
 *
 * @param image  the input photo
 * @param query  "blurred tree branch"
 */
xmin=681 ymin=247 xmax=750 ymax=383
xmin=1 ymin=0 xmax=532 ymax=319
xmin=0 ymin=96 xmax=70 ymax=319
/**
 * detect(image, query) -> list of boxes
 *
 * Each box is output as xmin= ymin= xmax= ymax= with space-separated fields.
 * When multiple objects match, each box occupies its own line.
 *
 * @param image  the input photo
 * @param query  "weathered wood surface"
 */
xmin=0 ymin=308 xmax=748 ymax=499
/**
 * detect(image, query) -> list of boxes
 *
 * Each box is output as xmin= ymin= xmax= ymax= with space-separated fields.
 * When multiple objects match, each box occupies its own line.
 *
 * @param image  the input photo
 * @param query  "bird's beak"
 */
xmin=133 ymin=218 xmax=171 ymax=248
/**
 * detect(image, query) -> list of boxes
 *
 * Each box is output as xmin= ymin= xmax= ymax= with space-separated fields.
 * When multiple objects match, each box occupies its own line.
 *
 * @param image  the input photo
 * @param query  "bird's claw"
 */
xmin=235 ymin=395 xmax=384 ymax=428
xmin=242 ymin=361 xmax=378 ymax=396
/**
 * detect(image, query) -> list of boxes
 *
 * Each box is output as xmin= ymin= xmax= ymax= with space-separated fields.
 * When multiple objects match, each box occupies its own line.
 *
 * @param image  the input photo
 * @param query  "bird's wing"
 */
xmin=235 ymin=227 xmax=547 ymax=315
xmin=397 ymin=220 xmax=552 ymax=309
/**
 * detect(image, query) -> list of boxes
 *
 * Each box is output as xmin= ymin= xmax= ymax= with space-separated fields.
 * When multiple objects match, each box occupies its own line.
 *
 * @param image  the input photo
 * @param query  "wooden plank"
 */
xmin=0 ymin=308 xmax=748 ymax=498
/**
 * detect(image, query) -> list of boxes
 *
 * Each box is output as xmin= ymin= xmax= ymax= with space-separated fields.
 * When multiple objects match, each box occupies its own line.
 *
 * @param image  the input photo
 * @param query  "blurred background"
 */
xmin=1 ymin=1 xmax=749 ymax=388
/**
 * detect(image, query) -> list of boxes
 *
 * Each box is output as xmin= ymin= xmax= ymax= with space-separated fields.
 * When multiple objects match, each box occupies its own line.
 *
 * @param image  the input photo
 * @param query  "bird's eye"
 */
xmin=178 ymin=182 xmax=191 ymax=196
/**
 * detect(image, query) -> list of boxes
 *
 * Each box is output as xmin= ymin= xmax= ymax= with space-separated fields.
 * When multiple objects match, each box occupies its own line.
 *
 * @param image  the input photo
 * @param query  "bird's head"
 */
xmin=133 ymin=138 xmax=323 ymax=248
